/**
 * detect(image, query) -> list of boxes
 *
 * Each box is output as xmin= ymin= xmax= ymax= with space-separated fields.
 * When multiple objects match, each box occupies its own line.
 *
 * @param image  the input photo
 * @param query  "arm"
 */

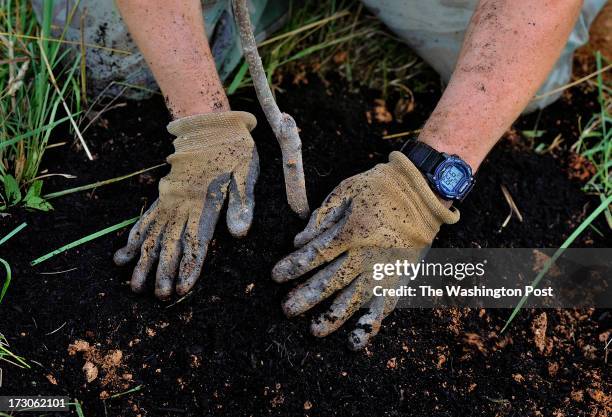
xmin=272 ymin=0 xmax=583 ymax=350
xmin=115 ymin=0 xmax=229 ymax=118
xmin=113 ymin=0 xmax=259 ymax=299
xmin=420 ymin=0 xmax=582 ymax=171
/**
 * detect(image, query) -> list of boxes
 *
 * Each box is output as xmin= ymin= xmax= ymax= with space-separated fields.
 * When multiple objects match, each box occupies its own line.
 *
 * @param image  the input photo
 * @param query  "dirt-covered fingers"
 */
xmin=154 ymin=219 xmax=186 ymax=299
xmin=310 ymin=272 xmax=373 ymax=338
xmin=114 ymin=201 xmax=159 ymax=266
xmin=282 ymin=251 xmax=364 ymax=317
xmin=176 ymin=176 xmax=229 ymax=295
xmin=293 ymin=191 xmax=352 ymax=248
xmin=272 ymin=217 xmax=349 ymax=283
xmin=130 ymin=221 xmax=164 ymax=293
xmin=226 ymin=147 xmax=259 ymax=238
xmin=347 ymin=297 xmax=386 ymax=351
xmin=175 ymin=217 xmax=213 ymax=296
xmin=348 ymin=274 xmax=402 ymax=350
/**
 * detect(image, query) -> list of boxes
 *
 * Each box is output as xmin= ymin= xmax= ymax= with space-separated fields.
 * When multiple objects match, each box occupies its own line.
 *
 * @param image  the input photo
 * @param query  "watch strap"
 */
xmin=402 ymin=140 xmax=445 ymax=175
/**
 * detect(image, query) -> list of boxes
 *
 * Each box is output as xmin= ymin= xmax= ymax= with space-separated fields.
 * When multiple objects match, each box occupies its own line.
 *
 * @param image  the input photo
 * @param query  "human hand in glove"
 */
xmin=272 ymin=151 xmax=459 ymax=350
xmin=114 ymin=111 xmax=259 ymax=299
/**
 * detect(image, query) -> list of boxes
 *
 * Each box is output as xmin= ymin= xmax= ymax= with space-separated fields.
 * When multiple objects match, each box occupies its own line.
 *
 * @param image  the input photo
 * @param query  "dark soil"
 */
xmin=1 ymin=75 xmax=610 ymax=417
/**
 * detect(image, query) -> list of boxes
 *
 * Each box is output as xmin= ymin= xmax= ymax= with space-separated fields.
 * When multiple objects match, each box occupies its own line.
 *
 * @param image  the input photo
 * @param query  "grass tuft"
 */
xmin=1 ymin=0 xmax=83 ymax=211
xmin=228 ymin=1 xmax=432 ymax=100
xmin=504 ymin=52 xmax=611 ymax=331
xmin=572 ymin=52 xmax=611 ymax=206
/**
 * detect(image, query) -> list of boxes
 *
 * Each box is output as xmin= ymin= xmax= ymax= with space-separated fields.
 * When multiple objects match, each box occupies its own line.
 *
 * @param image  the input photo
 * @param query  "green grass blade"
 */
xmin=0 ymin=111 xmax=81 ymax=153
xmin=31 ymin=217 xmax=139 ymax=266
xmin=0 ymin=333 xmax=30 ymax=369
xmin=0 ymin=222 xmax=27 ymax=246
xmin=227 ymin=61 xmax=249 ymax=95
xmin=68 ymin=401 xmax=86 ymax=417
xmin=44 ymin=163 xmax=166 ymax=199
xmin=602 ymin=194 xmax=612 ymax=229
xmin=0 ymin=257 xmax=11 ymax=303
xmin=109 ymin=384 xmax=144 ymax=399
xmin=501 ymin=194 xmax=612 ymax=333
xmin=279 ymin=30 xmax=369 ymax=66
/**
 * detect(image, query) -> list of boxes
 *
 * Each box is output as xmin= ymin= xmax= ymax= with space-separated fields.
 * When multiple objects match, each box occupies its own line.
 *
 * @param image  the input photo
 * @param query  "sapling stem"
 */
xmin=232 ymin=0 xmax=310 ymax=219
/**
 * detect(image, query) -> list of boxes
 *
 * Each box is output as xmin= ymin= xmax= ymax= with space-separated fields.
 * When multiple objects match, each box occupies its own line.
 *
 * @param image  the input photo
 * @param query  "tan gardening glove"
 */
xmin=114 ymin=111 xmax=259 ymax=299
xmin=272 ymin=151 xmax=460 ymax=350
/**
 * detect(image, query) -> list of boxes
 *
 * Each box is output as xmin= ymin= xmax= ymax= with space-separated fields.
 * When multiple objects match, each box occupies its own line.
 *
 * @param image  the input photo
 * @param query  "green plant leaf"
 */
xmin=24 ymin=180 xmax=53 ymax=211
xmin=25 ymin=179 xmax=44 ymax=198
xmin=24 ymin=195 xmax=53 ymax=211
xmin=2 ymin=175 xmax=22 ymax=205
xmin=522 ymin=130 xmax=546 ymax=139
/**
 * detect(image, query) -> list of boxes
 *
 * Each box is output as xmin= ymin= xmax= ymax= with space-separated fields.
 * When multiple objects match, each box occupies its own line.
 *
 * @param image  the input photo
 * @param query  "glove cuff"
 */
xmin=387 ymin=151 xmax=460 ymax=227
xmin=167 ymin=111 xmax=257 ymax=152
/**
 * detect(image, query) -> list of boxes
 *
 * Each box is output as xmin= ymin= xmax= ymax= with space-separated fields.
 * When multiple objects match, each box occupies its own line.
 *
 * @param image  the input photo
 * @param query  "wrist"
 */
xmin=165 ymin=85 xmax=231 ymax=119
xmin=168 ymin=111 xmax=257 ymax=152
xmin=417 ymin=132 xmax=483 ymax=172
xmin=170 ymin=100 xmax=231 ymax=119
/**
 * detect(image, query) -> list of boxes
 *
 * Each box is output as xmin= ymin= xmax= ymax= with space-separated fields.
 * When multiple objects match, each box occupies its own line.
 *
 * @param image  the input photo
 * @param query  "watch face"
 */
xmin=433 ymin=156 xmax=474 ymax=200
xmin=440 ymin=165 xmax=463 ymax=190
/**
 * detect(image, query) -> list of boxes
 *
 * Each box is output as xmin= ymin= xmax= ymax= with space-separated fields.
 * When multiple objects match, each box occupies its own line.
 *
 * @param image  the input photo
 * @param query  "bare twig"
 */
xmin=232 ymin=0 xmax=310 ymax=218
xmin=500 ymin=184 xmax=523 ymax=229
xmin=383 ymin=129 xmax=422 ymax=140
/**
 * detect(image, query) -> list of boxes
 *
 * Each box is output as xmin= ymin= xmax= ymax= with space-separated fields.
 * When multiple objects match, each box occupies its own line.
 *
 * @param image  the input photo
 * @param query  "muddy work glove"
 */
xmin=114 ymin=111 xmax=259 ymax=299
xmin=272 ymin=151 xmax=459 ymax=350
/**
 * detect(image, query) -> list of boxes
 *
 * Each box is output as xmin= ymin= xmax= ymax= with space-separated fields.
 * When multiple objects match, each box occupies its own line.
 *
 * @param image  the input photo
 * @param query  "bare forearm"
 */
xmin=115 ymin=0 xmax=229 ymax=118
xmin=419 ymin=0 xmax=582 ymax=170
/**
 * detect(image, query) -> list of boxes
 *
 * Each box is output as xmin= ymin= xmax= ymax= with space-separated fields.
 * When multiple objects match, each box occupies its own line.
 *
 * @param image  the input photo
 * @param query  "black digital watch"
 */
xmin=401 ymin=140 xmax=475 ymax=202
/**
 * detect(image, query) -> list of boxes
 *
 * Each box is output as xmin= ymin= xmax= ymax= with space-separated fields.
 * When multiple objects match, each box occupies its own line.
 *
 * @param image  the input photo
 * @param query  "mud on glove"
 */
xmin=272 ymin=151 xmax=459 ymax=350
xmin=114 ymin=111 xmax=259 ymax=299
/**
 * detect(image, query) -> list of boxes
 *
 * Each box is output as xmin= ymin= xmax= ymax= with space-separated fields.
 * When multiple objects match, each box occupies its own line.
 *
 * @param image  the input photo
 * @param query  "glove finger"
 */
xmin=383 ymin=289 xmax=401 ymax=315
xmin=347 ymin=296 xmax=386 ymax=350
xmin=226 ymin=147 xmax=259 ymax=237
xmin=293 ymin=198 xmax=350 ymax=248
xmin=348 ymin=271 xmax=403 ymax=350
xmin=272 ymin=216 xmax=349 ymax=283
xmin=130 ymin=221 xmax=165 ymax=293
xmin=282 ymin=251 xmax=364 ymax=317
xmin=176 ymin=175 xmax=230 ymax=295
xmin=114 ymin=201 xmax=159 ymax=266
xmin=154 ymin=217 xmax=186 ymax=300
xmin=310 ymin=272 xmax=373 ymax=337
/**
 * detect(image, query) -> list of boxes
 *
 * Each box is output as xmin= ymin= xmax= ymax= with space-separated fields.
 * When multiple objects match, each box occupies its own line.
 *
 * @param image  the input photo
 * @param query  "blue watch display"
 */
xmin=401 ymin=141 xmax=475 ymax=201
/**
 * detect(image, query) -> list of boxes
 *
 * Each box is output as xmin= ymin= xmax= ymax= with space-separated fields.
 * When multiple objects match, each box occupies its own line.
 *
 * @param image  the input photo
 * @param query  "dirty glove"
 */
xmin=114 ymin=111 xmax=259 ymax=299
xmin=272 ymin=151 xmax=459 ymax=350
